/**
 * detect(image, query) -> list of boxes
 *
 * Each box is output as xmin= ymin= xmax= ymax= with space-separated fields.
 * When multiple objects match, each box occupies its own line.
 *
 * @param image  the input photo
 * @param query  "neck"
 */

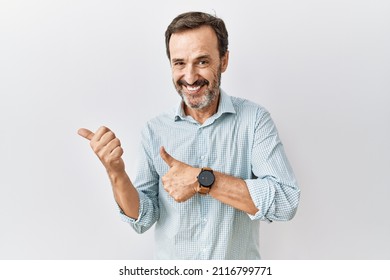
xmin=184 ymin=94 xmax=220 ymax=124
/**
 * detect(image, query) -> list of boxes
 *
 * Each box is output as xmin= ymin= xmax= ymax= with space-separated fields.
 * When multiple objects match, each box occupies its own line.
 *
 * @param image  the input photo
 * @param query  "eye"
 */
xmin=172 ymin=61 xmax=185 ymax=70
xmin=198 ymin=60 xmax=209 ymax=65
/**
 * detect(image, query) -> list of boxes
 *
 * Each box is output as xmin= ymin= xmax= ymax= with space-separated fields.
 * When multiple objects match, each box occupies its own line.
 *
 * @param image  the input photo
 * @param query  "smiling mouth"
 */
xmin=179 ymin=80 xmax=209 ymax=94
xmin=186 ymin=85 xmax=202 ymax=93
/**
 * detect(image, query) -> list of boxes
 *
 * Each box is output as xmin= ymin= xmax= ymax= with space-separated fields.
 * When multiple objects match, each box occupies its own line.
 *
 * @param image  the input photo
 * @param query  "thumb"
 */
xmin=160 ymin=146 xmax=177 ymax=167
xmin=77 ymin=128 xmax=95 ymax=141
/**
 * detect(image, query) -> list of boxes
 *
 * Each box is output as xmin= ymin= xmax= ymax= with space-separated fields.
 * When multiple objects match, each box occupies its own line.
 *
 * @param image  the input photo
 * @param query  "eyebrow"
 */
xmin=171 ymin=54 xmax=212 ymax=63
xmin=171 ymin=58 xmax=184 ymax=63
xmin=196 ymin=55 xmax=211 ymax=61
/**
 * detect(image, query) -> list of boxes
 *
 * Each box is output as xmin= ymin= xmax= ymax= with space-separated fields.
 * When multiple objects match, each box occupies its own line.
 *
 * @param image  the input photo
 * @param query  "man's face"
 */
xmin=169 ymin=25 xmax=229 ymax=110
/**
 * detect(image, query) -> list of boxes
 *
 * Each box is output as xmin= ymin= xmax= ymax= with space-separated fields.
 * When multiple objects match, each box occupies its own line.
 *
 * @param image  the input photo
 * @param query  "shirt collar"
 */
xmin=174 ymin=89 xmax=236 ymax=122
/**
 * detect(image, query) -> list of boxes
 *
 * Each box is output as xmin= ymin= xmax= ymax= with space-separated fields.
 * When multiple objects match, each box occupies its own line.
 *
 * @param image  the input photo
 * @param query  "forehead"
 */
xmin=169 ymin=25 xmax=219 ymax=59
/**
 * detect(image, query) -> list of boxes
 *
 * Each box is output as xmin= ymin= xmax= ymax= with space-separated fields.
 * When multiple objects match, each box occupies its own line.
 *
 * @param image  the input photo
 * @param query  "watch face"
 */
xmin=198 ymin=170 xmax=215 ymax=187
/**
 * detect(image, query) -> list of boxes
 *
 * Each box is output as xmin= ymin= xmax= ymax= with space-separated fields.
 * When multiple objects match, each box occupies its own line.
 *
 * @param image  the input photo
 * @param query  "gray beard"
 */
xmin=176 ymin=69 xmax=222 ymax=110
xmin=179 ymin=87 xmax=218 ymax=110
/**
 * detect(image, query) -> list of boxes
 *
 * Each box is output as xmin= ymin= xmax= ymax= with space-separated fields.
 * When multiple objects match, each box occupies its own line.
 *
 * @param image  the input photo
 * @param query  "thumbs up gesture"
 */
xmin=78 ymin=126 xmax=125 ymax=174
xmin=160 ymin=147 xmax=201 ymax=202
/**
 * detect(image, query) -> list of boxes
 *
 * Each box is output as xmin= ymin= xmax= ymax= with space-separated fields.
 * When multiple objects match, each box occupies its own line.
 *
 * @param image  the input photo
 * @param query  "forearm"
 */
xmin=209 ymin=172 xmax=258 ymax=215
xmin=108 ymin=170 xmax=140 ymax=220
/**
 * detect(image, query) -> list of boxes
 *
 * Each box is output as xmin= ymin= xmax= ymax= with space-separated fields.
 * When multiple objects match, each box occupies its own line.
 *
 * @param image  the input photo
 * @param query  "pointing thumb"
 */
xmin=160 ymin=146 xmax=176 ymax=167
xmin=77 ymin=128 xmax=95 ymax=141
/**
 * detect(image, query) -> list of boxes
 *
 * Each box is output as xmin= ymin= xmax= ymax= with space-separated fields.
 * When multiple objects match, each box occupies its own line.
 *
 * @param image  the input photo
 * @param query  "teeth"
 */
xmin=187 ymin=85 xmax=201 ymax=91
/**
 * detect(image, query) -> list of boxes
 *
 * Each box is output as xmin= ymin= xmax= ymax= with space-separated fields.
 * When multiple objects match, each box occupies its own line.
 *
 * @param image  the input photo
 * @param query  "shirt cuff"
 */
xmin=245 ymin=178 xmax=275 ymax=222
xmin=117 ymin=190 xmax=158 ymax=234
xmin=117 ymin=191 xmax=145 ymax=225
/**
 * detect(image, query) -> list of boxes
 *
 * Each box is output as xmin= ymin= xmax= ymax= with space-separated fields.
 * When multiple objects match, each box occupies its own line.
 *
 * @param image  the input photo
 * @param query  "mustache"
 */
xmin=177 ymin=79 xmax=209 ymax=87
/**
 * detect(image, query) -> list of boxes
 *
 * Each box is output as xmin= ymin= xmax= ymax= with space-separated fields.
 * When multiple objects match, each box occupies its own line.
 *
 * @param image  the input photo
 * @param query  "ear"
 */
xmin=220 ymin=51 xmax=229 ymax=73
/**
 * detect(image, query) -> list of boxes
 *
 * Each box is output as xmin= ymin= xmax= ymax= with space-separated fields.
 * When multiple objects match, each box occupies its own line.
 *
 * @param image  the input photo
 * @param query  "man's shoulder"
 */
xmin=228 ymin=94 xmax=269 ymax=116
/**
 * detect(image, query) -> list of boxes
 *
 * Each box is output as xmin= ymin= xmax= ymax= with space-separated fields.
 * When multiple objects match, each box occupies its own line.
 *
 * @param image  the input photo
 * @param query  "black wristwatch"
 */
xmin=197 ymin=167 xmax=215 ymax=195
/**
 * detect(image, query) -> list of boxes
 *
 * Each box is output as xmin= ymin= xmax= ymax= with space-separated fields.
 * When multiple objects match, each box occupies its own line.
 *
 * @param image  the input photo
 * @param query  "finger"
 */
xmin=77 ymin=128 xmax=95 ymax=140
xmin=106 ymin=138 xmax=121 ymax=155
xmin=160 ymin=146 xmax=176 ymax=167
xmin=99 ymin=130 xmax=116 ymax=146
xmin=94 ymin=126 xmax=111 ymax=142
xmin=111 ymin=145 xmax=124 ymax=159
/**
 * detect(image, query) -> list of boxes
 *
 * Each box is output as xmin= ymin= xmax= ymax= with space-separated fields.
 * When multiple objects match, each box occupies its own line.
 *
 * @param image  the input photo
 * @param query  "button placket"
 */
xmin=197 ymin=126 xmax=211 ymax=259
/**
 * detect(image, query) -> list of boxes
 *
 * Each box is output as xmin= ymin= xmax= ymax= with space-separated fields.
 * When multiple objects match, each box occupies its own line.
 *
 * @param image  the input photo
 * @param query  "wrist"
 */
xmin=107 ymin=168 xmax=128 ymax=186
xmin=196 ymin=167 xmax=215 ymax=195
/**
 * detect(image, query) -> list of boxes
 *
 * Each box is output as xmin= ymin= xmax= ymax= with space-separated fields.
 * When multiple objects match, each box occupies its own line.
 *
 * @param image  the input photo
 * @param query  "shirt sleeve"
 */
xmin=245 ymin=110 xmax=300 ymax=222
xmin=118 ymin=124 xmax=160 ymax=233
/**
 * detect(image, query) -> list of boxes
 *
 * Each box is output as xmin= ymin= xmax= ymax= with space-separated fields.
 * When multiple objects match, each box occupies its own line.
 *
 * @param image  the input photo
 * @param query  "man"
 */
xmin=78 ymin=12 xmax=300 ymax=259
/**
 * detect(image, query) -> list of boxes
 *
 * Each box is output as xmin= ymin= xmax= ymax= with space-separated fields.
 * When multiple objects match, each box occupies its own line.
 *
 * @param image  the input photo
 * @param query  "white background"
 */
xmin=1 ymin=0 xmax=389 ymax=259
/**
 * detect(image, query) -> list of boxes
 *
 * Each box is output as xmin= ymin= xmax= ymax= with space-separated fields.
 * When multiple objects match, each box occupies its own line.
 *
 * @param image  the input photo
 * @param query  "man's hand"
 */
xmin=160 ymin=147 xmax=200 ymax=203
xmin=78 ymin=126 xmax=141 ymax=219
xmin=78 ymin=126 xmax=125 ymax=174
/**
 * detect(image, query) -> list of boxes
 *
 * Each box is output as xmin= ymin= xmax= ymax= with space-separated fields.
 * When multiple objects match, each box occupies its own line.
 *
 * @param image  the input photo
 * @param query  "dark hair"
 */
xmin=165 ymin=11 xmax=229 ymax=59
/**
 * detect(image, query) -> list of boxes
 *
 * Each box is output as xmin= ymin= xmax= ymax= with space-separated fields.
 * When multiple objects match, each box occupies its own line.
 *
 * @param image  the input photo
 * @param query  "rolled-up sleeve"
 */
xmin=119 ymin=125 xmax=160 ymax=233
xmin=245 ymin=110 xmax=300 ymax=222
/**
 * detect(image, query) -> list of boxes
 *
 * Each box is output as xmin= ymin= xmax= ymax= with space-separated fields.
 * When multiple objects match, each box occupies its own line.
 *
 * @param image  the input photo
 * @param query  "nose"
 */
xmin=182 ymin=64 xmax=198 ymax=85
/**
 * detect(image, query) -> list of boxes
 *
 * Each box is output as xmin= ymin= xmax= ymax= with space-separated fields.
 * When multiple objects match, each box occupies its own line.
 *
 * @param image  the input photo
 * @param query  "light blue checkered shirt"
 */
xmin=120 ymin=90 xmax=300 ymax=259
